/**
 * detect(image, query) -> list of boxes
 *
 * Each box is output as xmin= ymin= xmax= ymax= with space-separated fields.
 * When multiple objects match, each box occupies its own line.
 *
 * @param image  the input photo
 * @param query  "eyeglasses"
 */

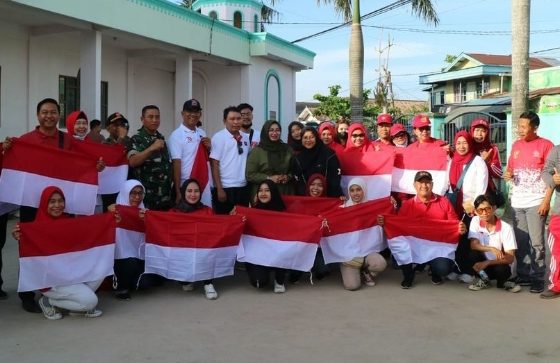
xmin=237 ymin=139 xmax=244 ymax=155
xmin=476 ymin=206 xmax=493 ymax=214
xmin=393 ymin=132 xmax=406 ymax=138
xmin=351 ymin=133 xmax=365 ymax=138
xmin=269 ymin=129 xmax=281 ymax=133
xmin=240 ymin=112 xmax=252 ymax=117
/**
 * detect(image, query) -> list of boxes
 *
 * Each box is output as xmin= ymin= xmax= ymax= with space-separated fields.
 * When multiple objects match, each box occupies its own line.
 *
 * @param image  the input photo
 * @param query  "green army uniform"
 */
xmin=127 ymin=127 xmax=173 ymax=210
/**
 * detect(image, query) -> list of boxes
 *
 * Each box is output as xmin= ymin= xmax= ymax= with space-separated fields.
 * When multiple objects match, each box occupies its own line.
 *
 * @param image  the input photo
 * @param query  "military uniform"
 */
xmin=127 ymin=127 xmax=173 ymax=210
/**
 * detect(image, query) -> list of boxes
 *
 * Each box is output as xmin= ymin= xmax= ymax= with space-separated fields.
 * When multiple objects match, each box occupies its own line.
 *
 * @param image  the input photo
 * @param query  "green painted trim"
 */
xmin=264 ymin=69 xmax=282 ymax=124
xmin=251 ymin=33 xmax=316 ymax=58
xmin=193 ymin=0 xmax=262 ymax=12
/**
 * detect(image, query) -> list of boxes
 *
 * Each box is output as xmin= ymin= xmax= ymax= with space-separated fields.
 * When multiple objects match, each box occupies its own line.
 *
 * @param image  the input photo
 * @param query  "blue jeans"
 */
xmin=513 ymin=205 xmax=546 ymax=281
xmin=429 ymin=257 xmax=454 ymax=278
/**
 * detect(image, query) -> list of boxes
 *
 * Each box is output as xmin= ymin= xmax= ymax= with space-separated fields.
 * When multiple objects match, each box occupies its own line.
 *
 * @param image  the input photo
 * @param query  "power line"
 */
xmin=361 ymin=25 xmax=560 ymax=35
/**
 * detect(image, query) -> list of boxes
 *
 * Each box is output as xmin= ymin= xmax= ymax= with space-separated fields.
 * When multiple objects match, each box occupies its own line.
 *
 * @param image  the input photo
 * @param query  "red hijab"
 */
xmin=469 ymin=119 xmax=492 ymax=154
xmin=35 ymin=186 xmax=69 ymax=221
xmin=345 ymin=123 xmax=371 ymax=152
xmin=318 ymin=123 xmax=344 ymax=154
xmin=449 ymin=131 xmax=475 ymax=189
xmin=306 ymin=173 xmax=327 ymax=197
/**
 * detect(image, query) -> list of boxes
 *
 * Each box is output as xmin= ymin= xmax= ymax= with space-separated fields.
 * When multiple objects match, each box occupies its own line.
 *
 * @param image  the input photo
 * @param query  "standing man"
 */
xmin=210 ymin=106 xmax=250 ymax=214
xmin=408 ymin=114 xmax=449 ymax=152
xmin=169 ymin=99 xmax=211 ymax=204
xmin=541 ymin=144 xmax=560 ymax=299
xmin=372 ymin=113 xmax=394 ymax=150
xmin=238 ymin=103 xmax=260 ymax=148
xmin=504 ymin=111 xmax=553 ymax=293
xmin=127 ymin=105 xmax=173 ymax=211
xmin=86 ymin=119 xmax=105 ymax=143
xmin=103 ymin=112 xmax=130 ymax=146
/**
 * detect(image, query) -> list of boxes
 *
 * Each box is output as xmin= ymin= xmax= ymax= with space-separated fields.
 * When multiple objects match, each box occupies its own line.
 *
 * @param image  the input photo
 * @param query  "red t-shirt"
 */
xmin=399 ymin=194 xmax=459 ymax=220
xmin=408 ymin=137 xmax=447 ymax=149
xmin=19 ymin=127 xmax=72 ymax=150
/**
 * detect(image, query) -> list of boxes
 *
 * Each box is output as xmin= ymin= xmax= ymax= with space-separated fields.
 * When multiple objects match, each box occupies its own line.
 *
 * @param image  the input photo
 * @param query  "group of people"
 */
xmin=1 ymin=97 xmax=559 ymax=322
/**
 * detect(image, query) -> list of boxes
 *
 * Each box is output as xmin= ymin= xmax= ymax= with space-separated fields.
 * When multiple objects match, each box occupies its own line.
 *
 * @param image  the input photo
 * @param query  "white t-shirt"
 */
xmin=460 ymin=156 xmax=488 ymax=204
xmin=168 ymin=124 xmax=207 ymax=183
xmin=468 ymin=215 xmax=517 ymax=260
xmin=241 ymin=128 xmax=260 ymax=149
xmin=210 ymin=128 xmax=249 ymax=188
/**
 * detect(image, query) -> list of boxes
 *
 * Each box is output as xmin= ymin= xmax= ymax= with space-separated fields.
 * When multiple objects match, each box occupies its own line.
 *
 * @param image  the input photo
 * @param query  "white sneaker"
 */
xmin=458 ymin=274 xmax=474 ymax=284
xmin=204 ymin=284 xmax=218 ymax=300
xmin=446 ymin=272 xmax=459 ymax=281
xmin=273 ymin=280 xmax=286 ymax=293
xmin=181 ymin=282 xmax=195 ymax=292
xmin=69 ymin=308 xmax=103 ymax=318
xmin=38 ymin=296 xmax=63 ymax=320
xmin=468 ymin=277 xmax=490 ymax=291
xmin=503 ymin=281 xmax=522 ymax=293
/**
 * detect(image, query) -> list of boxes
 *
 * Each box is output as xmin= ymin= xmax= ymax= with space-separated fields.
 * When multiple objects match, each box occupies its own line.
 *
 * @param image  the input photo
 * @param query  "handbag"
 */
xmin=445 ymin=158 xmax=475 ymax=207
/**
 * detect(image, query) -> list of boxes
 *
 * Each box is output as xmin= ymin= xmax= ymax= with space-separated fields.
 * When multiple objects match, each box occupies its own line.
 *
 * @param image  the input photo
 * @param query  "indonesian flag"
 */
xmin=283 ymin=195 xmax=342 ymax=216
xmin=321 ymin=198 xmax=395 ymax=263
xmin=391 ymin=147 xmax=449 ymax=196
xmin=0 ymin=144 xmax=18 ymax=216
xmin=115 ymin=205 xmax=145 ymax=260
xmin=144 ymin=211 xmax=244 ymax=282
xmin=18 ymin=213 xmax=116 ymax=292
xmin=0 ymin=139 xmax=99 ymax=215
xmin=190 ymin=143 xmax=212 ymax=207
xmin=71 ymin=139 xmax=128 ymax=195
xmin=235 ymin=206 xmax=322 ymax=271
xmin=384 ymin=215 xmax=459 ymax=265
xmin=338 ymin=149 xmax=395 ymax=200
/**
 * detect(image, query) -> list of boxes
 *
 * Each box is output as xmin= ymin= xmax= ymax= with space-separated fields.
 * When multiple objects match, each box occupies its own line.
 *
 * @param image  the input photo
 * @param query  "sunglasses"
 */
xmin=237 ymin=139 xmax=244 ymax=155
xmin=351 ymin=133 xmax=365 ymax=138
xmin=418 ymin=127 xmax=431 ymax=132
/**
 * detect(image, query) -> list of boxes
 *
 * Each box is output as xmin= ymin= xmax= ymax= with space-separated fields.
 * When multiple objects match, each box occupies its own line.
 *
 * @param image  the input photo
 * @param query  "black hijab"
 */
xmin=253 ymin=180 xmax=286 ymax=212
xmin=296 ymin=126 xmax=325 ymax=173
xmin=175 ymin=178 xmax=204 ymax=213
xmin=258 ymin=120 xmax=290 ymax=173
xmin=287 ymin=121 xmax=304 ymax=152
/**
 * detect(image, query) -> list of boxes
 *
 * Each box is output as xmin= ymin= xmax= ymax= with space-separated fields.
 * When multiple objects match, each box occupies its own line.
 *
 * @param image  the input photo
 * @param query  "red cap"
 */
xmin=412 ymin=114 xmax=431 ymax=128
xmin=390 ymin=123 xmax=406 ymax=137
xmin=470 ymin=118 xmax=489 ymax=129
xmin=377 ymin=113 xmax=393 ymax=125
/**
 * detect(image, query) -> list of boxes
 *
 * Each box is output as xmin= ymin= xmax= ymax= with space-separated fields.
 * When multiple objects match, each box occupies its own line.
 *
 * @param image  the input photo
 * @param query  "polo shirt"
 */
xmin=168 ymin=124 xmax=207 ymax=182
xmin=468 ymin=215 xmax=517 ymax=260
xmin=399 ymin=194 xmax=458 ymax=220
xmin=508 ymin=136 xmax=554 ymax=208
xmin=19 ymin=127 xmax=72 ymax=150
xmin=210 ymin=128 xmax=249 ymax=188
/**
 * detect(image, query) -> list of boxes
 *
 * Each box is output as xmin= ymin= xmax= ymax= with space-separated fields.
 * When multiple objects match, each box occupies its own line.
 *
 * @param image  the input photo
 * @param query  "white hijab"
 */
xmin=116 ymin=179 xmax=145 ymax=208
xmin=343 ymin=177 xmax=367 ymax=207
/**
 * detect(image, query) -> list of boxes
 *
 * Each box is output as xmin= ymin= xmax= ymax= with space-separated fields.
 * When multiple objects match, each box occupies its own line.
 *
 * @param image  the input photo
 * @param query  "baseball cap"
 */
xmin=183 ymin=99 xmax=202 ymax=112
xmin=106 ymin=112 xmax=129 ymax=128
xmin=414 ymin=171 xmax=433 ymax=182
xmin=412 ymin=114 xmax=431 ymax=128
xmin=390 ymin=123 xmax=406 ymax=137
xmin=471 ymin=119 xmax=489 ymax=129
xmin=377 ymin=113 xmax=393 ymax=125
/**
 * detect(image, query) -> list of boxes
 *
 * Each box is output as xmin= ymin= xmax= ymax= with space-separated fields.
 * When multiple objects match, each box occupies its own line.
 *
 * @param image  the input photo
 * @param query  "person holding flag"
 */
xmin=408 ymin=114 xmax=449 ymax=152
xmin=12 ymin=187 xmax=106 ymax=320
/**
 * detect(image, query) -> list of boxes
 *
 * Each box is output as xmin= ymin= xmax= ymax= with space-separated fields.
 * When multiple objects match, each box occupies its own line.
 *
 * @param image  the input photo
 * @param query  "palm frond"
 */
xmin=410 ymin=0 xmax=439 ymax=26
xmin=316 ymin=0 xmax=353 ymax=22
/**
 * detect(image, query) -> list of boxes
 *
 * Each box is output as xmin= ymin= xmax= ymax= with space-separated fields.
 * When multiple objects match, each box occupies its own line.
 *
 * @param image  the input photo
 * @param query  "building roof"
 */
xmin=466 ymin=53 xmax=553 ymax=70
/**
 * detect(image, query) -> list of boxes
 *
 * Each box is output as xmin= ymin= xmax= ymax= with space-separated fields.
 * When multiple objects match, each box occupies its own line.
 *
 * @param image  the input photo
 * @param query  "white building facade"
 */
xmin=0 ymin=0 xmax=315 ymax=138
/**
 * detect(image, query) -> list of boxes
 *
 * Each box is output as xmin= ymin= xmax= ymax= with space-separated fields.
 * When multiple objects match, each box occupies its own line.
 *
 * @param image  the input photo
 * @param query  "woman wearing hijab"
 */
xmin=109 ymin=179 xmax=147 ymax=300
xmin=294 ymin=127 xmax=343 ymax=198
xmin=306 ymin=173 xmax=328 ymax=198
xmin=66 ymin=110 xmax=89 ymax=140
xmin=287 ymin=121 xmax=304 ymax=154
xmin=12 ymin=187 xmax=103 ymax=320
xmin=172 ymin=178 xmax=218 ymax=300
xmin=469 ymin=119 xmax=503 ymax=192
xmin=246 ymin=120 xmax=294 ymax=199
xmin=447 ymin=131 xmax=488 ymax=281
xmin=340 ymin=178 xmax=387 ymax=290
xmin=390 ymin=123 xmax=411 ymax=148
xmin=318 ymin=122 xmax=344 ymax=156
xmin=344 ymin=123 xmax=373 ymax=153
xmin=246 ymin=180 xmax=288 ymax=293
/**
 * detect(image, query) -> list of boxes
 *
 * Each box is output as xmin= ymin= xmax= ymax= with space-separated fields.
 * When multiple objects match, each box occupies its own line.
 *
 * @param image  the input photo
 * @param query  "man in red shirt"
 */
xmin=379 ymin=171 xmax=466 ymax=288
xmin=372 ymin=114 xmax=394 ymax=150
xmin=408 ymin=114 xmax=449 ymax=152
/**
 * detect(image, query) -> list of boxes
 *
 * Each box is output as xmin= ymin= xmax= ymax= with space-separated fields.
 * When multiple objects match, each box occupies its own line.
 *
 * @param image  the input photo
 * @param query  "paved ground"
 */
xmin=0 ymin=216 xmax=558 ymax=363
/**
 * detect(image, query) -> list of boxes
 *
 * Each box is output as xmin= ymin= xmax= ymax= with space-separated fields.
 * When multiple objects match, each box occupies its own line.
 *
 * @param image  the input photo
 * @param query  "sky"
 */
xmin=259 ymin=0 xmax=560 ymax=102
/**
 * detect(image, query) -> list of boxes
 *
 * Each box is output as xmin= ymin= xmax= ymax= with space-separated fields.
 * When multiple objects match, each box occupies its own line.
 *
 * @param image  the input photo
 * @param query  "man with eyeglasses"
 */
xmin=238 ymin=103 xmax=260 ymax=148
xmin=210 ymin=106 xmax=250 ymax=214
xmin=408 ymin=114 xmax=449 ymax=152
xmin=169 ymin=99 xmax=211 ymax=205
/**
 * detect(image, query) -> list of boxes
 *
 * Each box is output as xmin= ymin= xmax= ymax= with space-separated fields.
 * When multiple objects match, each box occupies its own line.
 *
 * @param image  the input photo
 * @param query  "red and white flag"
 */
xmin=71 ymin=139 xmax=128 ymax=195
xmin=190 ymin=143 xmax=213 ymax=207
xmin=0 ymin=139 xmax=99 ymax=215
xmin=144 ymin=211 xmax=244 ymax=282
xmin=321 ymin=198 xmax=395 ymax=263
xmin=235 ymin=206 xmax=322 ymax=271
xmin=115 ymin=205 xmax=146 ymax=260
xmin=283 ymin=195 xmax=342 ymax=216
xmin=391 ymin=147 xmax=449 ymax=196
xmin=18 ymin=213 xmax=116 ymax=292
xmin=338 ymin=149 xmax=395 ymax=200
xmin=384 ymin=215 xmax=458 ymax=265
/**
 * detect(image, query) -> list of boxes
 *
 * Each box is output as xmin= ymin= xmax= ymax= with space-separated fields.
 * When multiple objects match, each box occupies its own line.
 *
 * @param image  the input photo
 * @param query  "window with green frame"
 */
xmin=58 ymin=75 xmax=108 ymax=128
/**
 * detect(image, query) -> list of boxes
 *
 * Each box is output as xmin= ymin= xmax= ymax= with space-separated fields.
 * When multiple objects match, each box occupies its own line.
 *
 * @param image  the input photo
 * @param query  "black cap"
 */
xmin=414 ymin=171 xmax=433 ymax=182
xmin=182 ymin=99 xmax=202 ymax=112
xmin=106 ymin=112 xmax=129 ymax=129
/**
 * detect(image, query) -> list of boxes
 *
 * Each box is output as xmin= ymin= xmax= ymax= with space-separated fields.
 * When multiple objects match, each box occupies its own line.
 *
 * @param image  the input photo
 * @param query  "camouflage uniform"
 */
xmin=127 ymin=127 xmax=173 ymax=210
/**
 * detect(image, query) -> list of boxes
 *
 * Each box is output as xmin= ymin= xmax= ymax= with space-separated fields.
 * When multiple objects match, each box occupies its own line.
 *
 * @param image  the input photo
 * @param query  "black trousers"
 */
xmin=113 ymin=258 xmax=145 ymax=292
xmin=468 ymin=250 xmax=512 ymax=287
xmin=245 ymin=263 xmax=285 ymax=288
xmin=0 ymin=213 xmax=8 ymax=289
xmin=211 ymin=186 xmax=250 ymax=215
xmin=19 ymin=207 xmax=37 ymax=303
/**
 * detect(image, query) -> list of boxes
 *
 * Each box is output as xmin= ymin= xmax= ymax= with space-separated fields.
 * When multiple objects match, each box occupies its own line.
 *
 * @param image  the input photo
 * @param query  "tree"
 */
xmin=511 ymin=0 xmax=530 ymax=138
xmin=314 ymin=0 xmax=438 ymax=122
xmin=313 ymin=85 xmax=378 ymax=122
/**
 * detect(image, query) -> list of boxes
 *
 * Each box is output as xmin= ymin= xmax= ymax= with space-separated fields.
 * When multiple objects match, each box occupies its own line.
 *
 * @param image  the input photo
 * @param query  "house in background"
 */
xmin=419 ymin=52 xmax=556 ymax=115
xmin=0 ymin=0 xmax=314 ymax=139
